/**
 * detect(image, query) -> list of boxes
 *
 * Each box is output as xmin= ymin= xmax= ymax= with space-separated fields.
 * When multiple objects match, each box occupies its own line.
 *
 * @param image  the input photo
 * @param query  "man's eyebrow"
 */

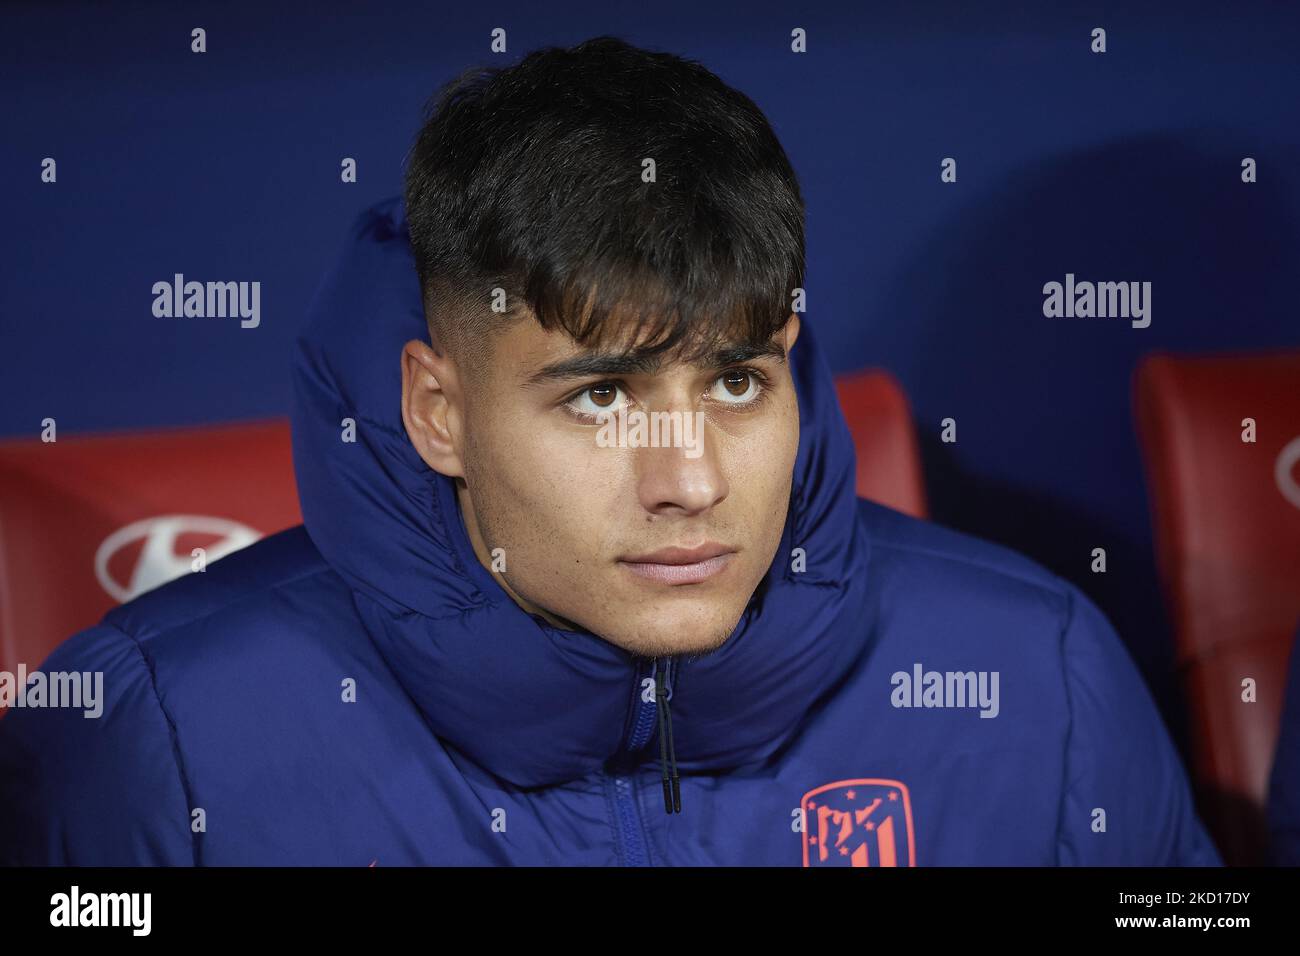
xmin=522 ymin=340 xmax=788 ymax=388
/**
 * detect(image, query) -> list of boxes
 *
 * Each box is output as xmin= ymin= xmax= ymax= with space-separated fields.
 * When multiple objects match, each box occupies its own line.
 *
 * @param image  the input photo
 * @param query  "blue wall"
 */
xmin=3 ymin=1 xmax=1298 ymax=750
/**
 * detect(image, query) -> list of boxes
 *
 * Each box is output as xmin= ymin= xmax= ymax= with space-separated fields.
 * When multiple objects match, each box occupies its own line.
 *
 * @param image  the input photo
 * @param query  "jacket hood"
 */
xmin=291 ymin=197 xmax=871 ymax=791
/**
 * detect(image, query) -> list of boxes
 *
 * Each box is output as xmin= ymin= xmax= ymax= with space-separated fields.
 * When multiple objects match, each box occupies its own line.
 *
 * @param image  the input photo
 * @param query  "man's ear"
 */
xmin=783 ymin=312 xmax=801 ymax=353
xmin=401 ymin=339 xmax=465 ymax=479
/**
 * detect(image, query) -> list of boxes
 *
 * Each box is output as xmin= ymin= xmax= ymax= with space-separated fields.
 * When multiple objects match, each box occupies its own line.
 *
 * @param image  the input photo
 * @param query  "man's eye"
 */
xmin=708 ymin=369 xmax=764 ymax=405
xmin=565 ymin=382 xmax=630 ymax=418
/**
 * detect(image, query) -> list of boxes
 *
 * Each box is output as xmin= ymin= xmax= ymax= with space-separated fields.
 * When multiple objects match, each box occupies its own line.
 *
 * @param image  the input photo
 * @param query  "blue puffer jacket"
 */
xmin=0 ymin=198 xmax=1222 ymax=866
xmin=1267 ymin=623 xmax=1300 ymax=864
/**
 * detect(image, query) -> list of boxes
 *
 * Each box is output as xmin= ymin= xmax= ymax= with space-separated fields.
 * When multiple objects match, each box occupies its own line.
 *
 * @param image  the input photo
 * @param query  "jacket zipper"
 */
xmin=608 ymin=656 xmax=673 ymax=866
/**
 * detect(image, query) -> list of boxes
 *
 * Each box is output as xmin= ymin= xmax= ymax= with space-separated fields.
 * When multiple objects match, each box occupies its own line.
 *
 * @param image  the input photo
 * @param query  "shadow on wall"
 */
xmin=879 ymin=132 xmax=1300 ymax=777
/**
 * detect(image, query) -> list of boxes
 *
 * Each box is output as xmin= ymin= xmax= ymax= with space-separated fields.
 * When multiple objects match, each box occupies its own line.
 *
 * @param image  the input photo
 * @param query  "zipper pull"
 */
xmin=655 ymin=657 xmax=681 ymax=813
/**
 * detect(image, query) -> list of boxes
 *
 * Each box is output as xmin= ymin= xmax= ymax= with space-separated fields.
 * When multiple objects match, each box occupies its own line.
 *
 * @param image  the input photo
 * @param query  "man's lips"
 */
xmin=618 ymin=542 xmax=736 ymax=585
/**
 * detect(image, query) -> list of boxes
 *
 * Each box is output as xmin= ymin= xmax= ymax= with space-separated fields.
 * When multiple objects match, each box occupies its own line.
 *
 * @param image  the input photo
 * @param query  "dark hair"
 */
xmin=402 ymin=35 xmax=805 ymax=372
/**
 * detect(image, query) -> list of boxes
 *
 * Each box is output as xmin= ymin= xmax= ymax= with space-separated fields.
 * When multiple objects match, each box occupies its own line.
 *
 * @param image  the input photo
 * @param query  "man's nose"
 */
xmin=634 ymin=415 xmax=728 ymax=517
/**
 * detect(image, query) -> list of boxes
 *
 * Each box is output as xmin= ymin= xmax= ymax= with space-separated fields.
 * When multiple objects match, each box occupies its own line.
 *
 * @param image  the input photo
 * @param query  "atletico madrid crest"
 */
xmin=801 ymin=779 xmax=916 ymax=867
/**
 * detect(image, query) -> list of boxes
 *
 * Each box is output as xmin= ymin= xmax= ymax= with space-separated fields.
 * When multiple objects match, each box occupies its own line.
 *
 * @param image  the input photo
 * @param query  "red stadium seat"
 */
xmin=834 ymin=369 xmax=929 ymax=520
xmin=0 ymin=420 xmax=302 ymax=684
xmin=1134 ymin=350 xmax=1300 ymax=865
xmin=0 ymin=371 xmax=925 ymax=704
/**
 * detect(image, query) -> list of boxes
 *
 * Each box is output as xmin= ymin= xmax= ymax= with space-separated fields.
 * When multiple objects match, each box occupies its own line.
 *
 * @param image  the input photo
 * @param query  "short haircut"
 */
xmin=402 ymin=35 xmax=806 ymax=376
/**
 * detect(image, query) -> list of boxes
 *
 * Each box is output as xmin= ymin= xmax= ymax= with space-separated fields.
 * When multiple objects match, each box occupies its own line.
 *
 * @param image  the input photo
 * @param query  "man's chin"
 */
xmin=595 ymin=608 xmax=743 ymax=659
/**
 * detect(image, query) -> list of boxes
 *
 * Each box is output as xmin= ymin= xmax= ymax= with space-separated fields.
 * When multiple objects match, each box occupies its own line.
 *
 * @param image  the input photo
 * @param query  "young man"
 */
xmin=0 ymin=36 xmax=1220 ymax=866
